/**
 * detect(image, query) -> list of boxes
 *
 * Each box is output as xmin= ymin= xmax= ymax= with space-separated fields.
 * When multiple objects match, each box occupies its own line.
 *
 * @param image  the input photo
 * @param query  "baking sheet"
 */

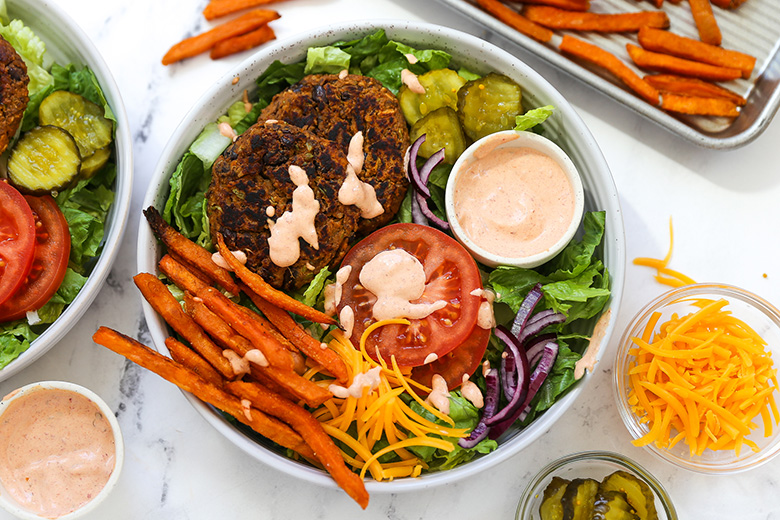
xmin=433 ymin=0 xmax=780 ymax=149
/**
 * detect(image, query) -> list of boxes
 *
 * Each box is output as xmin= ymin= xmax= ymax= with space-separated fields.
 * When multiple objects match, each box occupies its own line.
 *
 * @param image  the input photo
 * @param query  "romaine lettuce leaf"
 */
xmin=163 ymin=152 xmax=211 ymax=248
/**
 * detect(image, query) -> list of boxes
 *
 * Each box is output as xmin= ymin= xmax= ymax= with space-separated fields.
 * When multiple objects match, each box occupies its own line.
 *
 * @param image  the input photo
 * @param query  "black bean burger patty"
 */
xmin=259 ymin=73 xmax=409 ymax=233
xmin=208 ymin=120 xmax=361 ymax=291
xmin=0 ymin=36 xmax=29 ymax=155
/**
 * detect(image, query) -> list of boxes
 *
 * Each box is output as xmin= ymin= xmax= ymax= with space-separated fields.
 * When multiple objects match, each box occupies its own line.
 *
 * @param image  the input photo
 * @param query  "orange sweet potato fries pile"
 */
xmin=474 ymin=0 xmax=755 ymax=118
xmin=92 ymin=207 xmax=370 ymax=508
xmin=162 ymin=0 xmax=294 ymax=64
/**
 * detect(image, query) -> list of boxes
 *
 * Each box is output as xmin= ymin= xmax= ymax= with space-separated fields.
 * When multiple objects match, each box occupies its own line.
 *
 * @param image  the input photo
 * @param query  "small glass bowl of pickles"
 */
xmin=515 ymin=451 xmax=677 ymax=520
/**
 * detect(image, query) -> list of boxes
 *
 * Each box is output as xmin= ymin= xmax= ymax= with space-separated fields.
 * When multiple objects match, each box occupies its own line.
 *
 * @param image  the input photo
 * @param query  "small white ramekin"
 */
xmin=0 ymin=381 xmax=124 ymax=520
xmin=445 ymin=129 xmax=585 ymax=269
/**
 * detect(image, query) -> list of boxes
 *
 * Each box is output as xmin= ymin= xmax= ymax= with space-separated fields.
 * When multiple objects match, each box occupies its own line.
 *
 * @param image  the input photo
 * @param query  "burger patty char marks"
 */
xmin=208 ymin=120 xmax=361 ymax=291
xmin=0 ymin=36 xmax=29 ymax=155
xmin=259 ymin=73 xmax=409 ymax=233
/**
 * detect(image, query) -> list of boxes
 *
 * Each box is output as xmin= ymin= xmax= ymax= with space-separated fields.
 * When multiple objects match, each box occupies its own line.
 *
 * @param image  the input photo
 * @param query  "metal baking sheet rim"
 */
xmin=433 ymin=0 xmax=780 ymax=150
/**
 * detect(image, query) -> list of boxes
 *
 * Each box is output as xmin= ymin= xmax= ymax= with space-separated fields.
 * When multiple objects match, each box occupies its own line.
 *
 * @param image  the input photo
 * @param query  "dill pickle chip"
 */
xmin=561 ymin=478 xmax=600 ymax=520
xmin=39 ymin=90 xmax=113 ymax=159
xmin=7 ymin=125 xmax=81 ymax=194
xmin=398 ymin=68 xmax=468 ymax=126
xmin=79 ymin=145 xmax=111 ymax=178
xmin=592 ymin=491 xmax=641 ymax=520
xmin=410 ymin=107 xmax=467 ymax=164
xmin=599 ymin=471 xmax=658 ymax=520
xmin=540 ymin=476 xmax=570 ymax=520
xmin=457 ymin=72 xmax=523 ymax=141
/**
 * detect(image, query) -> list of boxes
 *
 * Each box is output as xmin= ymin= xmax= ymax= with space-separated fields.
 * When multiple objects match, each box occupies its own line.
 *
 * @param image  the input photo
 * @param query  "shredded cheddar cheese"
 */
xmin=634 ymin=218 xmax=697 ymax=288
xmin=627 ymin=297 xmax=780 ymax=456
xmin=308 ymin=322 xmax=469 ymax=481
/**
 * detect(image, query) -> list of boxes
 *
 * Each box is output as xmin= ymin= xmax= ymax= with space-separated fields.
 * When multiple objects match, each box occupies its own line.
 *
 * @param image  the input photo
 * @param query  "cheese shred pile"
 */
xmin=634 ymin=218 xmax=697 ymax=288
xmin=628 ymin=298 xmax=780 ymax=456
xmin=305 ymin=320 xmax=468 ymax=481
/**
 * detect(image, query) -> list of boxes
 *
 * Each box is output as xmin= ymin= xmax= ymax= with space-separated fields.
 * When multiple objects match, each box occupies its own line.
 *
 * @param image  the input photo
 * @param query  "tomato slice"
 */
xmin=337 ymin=223 xmax=482 ymax=367
xmin=0 ymin=195 xmax=71 ymax=322
xmin=0 ymin=181 xmax=36 ymax=306
xmin=411 ymin=325 xmax=491 ymax=391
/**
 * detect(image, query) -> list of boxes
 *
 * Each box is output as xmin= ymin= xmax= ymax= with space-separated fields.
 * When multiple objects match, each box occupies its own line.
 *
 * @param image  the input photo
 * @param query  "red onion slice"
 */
xmin=458 ymin=367 xmax=500 ymax=449
xmin=518 ymin=310 xmax=566 ymax=344
xmin=407 ymin=135 xmax=429 ymax=197
xmin=509 ymin=283 xmax=544 ymax=339
xmin=415 ymin=191 xmax=450 ymax=231
xmin=486 ymin=326 xmax=530 ymax=426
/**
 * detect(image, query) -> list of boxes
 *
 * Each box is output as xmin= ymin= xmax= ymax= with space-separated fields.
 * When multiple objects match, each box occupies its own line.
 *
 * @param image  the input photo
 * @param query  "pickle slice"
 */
xmin=561 ymin=478 xmax=599 ymax=520
xmin=599 ymin=471 xmax=658 ymax=520
xmin=80 ymin=145 xmax=111 ymax=178
xmin=457 ymin=72 xmax=523 ymax=141
xmin=7 ymin=125 xmax=82 ymax=194
xmin=592 ymin=491 xmax=640 ymax=520
xmin=410 ymin=107 xmax=467 ymax=164
xmin=539 ymin=476 xmax=570 ymax=520
xmin=39 ymin=90 xmax=113 ymax=160
xmin=398 ymin=68 xmax=468 ymax=126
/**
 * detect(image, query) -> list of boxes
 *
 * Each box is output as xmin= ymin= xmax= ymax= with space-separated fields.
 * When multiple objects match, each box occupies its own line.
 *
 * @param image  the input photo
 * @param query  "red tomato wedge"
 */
xmin=0 ymin=195 xmax=71 ymax=322
xmin=0 ymin=181 xmax=36 ymax=306
xmin=337 ymin=223 xmax=482 ymax=367
xmin=411 ymin=325 xmax=491 ymax=391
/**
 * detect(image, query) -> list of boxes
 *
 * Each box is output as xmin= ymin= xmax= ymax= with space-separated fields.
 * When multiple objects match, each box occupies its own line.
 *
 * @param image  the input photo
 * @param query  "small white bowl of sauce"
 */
xmin=445 ymin=130 xmax=585 ymax=269
xmin=0 ymin=381 xmax=123 ymax=520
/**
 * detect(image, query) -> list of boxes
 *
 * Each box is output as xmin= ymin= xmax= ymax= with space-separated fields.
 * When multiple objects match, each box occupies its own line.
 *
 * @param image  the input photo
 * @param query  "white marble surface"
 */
xmin=2 ymin=0 xmax=780 ymax=518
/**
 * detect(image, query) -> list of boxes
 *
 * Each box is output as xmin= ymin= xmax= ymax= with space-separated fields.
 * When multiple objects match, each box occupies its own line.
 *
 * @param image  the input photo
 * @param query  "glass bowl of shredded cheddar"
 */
xmin=615 ymin=283 xmax=780 ymax=474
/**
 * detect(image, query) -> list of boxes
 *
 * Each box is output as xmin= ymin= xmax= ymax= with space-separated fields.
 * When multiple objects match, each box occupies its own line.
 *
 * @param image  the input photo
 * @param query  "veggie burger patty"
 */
xmin=208 ymin=120 xmax=362 ymax=291
xmin=260 ymin=73 xmax=410 ymax=233
xmin=0 ymin=35 xmax=29 ymax=155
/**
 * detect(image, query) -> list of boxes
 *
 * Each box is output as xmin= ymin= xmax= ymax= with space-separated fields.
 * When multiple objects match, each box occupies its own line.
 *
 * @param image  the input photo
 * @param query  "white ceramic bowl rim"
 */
xmin=445 ymin=130 xmax=585 ymax=268
xmin=614 ymin=282 xmax=780 ymax=474
xmin=0 ymin=381 xmax=124 ymax=520
xmin=138 ymin=19 xmax=626 ymax=493
xmin=0 ymin=0 xmax=134 ymax=382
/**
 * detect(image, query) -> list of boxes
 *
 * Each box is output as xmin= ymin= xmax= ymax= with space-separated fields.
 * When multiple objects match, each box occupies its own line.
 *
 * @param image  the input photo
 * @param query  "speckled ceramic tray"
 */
xmin=434 ymin=0 xmax=780 ymax=149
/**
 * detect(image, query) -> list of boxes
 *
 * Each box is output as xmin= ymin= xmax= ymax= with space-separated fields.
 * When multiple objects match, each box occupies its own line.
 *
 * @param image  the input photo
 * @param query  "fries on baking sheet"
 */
xmin=523 ymin=6 xmax=670 ymax=32
xmin=475 ymin=0 xmax=553 ymax=43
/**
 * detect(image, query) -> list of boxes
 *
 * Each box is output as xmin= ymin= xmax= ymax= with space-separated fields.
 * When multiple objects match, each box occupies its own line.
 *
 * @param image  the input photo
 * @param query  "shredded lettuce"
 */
xmin=163 ymin=152 xmax=211 ymax=248
xmin=190 ymin=123 xmax=232 ymax=169
xmin=514 ymin=105 xmax=555 ymax=132
xmin=305 ymin=46 xmax=351 ymax=74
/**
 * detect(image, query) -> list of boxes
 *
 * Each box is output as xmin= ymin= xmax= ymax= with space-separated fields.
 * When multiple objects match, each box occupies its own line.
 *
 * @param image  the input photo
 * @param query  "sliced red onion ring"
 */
xmin=509 ymin=283 xmax=544 ymax=338
xmin=418 ymin=148 xmax=445 ymax=187
xmin=486 ymin=326 xmax=530 ymax=426
xmin=410 ymin=192 xmax=427 ymax=225
xmin=518 ymin=311 xmax=566 ymax=344
xmin=415 ymin=191 xmax=449 ymax=231
xmin=458 ymin=367 xmax=500 ymax=449
xmin=501 ymin=348 xmax=518 ymax=399
xmin=407 ymin=135 xmax=429 ymax=197
xmin=524 ymin=333 xmax=557 ymax=369
xmin=488 ymin=341 xmax=559 ymax=439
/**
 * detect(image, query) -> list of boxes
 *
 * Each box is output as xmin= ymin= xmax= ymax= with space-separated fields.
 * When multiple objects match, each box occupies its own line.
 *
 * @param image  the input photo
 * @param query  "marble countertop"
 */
xmin=2 ymin=0 xmax=780 ymax=518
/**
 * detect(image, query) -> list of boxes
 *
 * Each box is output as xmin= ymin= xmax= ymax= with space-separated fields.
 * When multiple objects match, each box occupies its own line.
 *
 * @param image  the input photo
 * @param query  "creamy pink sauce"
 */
xmin=338 ymin=133 xmax=384 ymax=219
xmin=358 ymin=249 xmax=446 ymax=321
xmin=0 ymin=388 xmax=116 ymax=518
xmin=452 ymin=137 xmax=575 ymax=259
xmin=575 ymin=309 xmax=611 ymax=379
xmin=267 ymin=165 xmax=320 ymax=267
xmin=218 ymin=122 xmax=237 ymax=141
xmin=401 ymin=69 xmax=425 ymax=94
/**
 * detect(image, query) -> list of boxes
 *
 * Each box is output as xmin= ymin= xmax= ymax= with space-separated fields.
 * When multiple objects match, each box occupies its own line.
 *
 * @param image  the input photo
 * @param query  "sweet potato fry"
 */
xmin=166 ymin=336 xmax=225 ymax=387
xmin=92 ymin=327 xmax=315 ymax=459
xmin=210 ymin=24 xmax=276 ymax=60
xmin=510 ymin=0 xmax=590 ymax=12
xmin=186 ymin=294 xmax=332 ymax=407
xmin=559 ymin=36 xmax=660 ymax=105
xmin=203 ymin=0 xmax=288 ymax=20
xmin=644 ymin=74 xmax=746 ymax=105
xmin=638 ymin=27 xmax=755 ymax=78
xmin=159 ymin=254 xmax=298 ymax=355
xmin=226 ymin=381 xmax=369 ymax=509
xmin=661 ymin=93 xmax=740 ymax=116
xmin=162 ymin=9 xmax=281 ymax=65
xmin=710 ymin=0 xmax=748 ymax=8
xmin=242 ymin=284 xmax=348 ymax=384
xmin=475 ymin=0 xmax=553 ymax=43
xmin=524 ymin=6 xmax=670 ymax=32
xmin=215 ymin=234 xmax=336 ymax=325
xmin=134 ymin=273 xmax=235 ymax=380
xmin=688 ymin=0 xmax=722 ymax=46
xmin=144 ymin=207 xmax=239 ymax=296
xmin=627 ymin=44 xmax=742 ymax=81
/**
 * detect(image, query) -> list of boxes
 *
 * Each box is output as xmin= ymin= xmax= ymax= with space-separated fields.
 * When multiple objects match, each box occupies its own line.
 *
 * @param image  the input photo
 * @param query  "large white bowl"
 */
xmin=138 ymin=21 xmax=625 ymax=493
xmin=0 ymin=0 xmax=133 ymax=382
